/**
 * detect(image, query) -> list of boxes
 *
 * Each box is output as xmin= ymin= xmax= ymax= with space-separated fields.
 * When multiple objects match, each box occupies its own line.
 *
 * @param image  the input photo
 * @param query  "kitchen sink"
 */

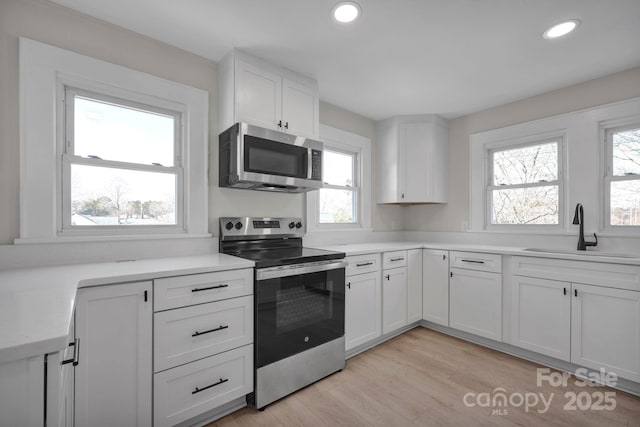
xmin=523 ymin=248 xmax=640 ymax=259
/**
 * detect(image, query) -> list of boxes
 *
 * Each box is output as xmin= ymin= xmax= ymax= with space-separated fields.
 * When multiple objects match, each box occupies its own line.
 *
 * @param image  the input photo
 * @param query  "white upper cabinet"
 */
xmin=219 ymin=50 xmax=319 ymax=139
xmin=376 ymin=115 xmax=449 ymax=204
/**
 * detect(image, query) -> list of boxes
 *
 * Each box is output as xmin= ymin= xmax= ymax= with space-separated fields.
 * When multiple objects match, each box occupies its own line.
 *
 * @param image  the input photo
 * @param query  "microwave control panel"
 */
xmin=311 ymin=150 xmax=322 ymax=181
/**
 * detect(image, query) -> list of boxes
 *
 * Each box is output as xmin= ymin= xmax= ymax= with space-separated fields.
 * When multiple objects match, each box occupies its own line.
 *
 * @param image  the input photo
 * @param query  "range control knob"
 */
xmin=235 ymin=222 xmax=243 ymax=230
xmin=225 ymin=221 xmax=234 ymax=230
xmin=295 ymin=221 xmax=303 ymax=229
xmin=288 ymin=221 xmax=295 ymax=229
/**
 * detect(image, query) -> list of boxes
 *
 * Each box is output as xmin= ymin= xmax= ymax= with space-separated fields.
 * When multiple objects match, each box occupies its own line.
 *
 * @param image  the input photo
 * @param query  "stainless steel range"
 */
xmin=219 ymin=217 xmax=347 ymax=409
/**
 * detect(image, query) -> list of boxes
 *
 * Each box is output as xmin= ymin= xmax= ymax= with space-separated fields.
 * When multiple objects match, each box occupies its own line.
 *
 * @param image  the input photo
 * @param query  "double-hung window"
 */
xmin=62 ymin=87 xmax=183 ymax=234
xmin=487 ymin=138 xmax=562 ymax=227
xmin=306 ymin=124 xmax=371 ymax=232
xmin=319 ymin=148 xmax=358 ymax=224
xmin=605 ymin=124 xmax=640 ymax=228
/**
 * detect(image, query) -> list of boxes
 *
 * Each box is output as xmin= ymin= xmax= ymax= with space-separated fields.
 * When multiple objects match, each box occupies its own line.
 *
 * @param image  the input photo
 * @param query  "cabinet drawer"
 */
xmin=382 ymin=251 xmax=407 ymax=270
xmin=450 ymin=251 xmax=502 ymax=273
xmin=154 ymin=296 xmax=253 ymax=372
xmin=346 ymin=253 xmax=380 ymax=276
xmin=153 ymin=345 xmax=253 ymax=427
xmin=154 ymin=269 xmax=253 ymax=311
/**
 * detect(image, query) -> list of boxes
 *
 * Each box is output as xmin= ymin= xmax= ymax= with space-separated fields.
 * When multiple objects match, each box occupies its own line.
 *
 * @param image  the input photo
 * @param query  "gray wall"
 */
xmin=403 ymin=66 xmax=640 ymax=231
xmin=0 ymin=0 xmax=400 ymax=245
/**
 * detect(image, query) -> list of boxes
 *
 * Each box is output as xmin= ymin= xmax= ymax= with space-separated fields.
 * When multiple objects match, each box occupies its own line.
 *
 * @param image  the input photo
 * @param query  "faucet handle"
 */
xmin=586 ymin=233 xmax=598 ymax=247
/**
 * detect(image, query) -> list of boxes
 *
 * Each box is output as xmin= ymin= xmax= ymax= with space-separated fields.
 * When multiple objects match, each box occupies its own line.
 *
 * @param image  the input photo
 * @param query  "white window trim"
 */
xmin=18 ymin=38 xmax=209 ymax=243
xmin=306 ymin=124 xmax=371 ymax=232
xmin=601 ymin=116 xmax=640 ymax=234
xmin=470 ymin=97 xmax=640 ymax=235
xmin=485 ymin=135 xmax=565 ymax=231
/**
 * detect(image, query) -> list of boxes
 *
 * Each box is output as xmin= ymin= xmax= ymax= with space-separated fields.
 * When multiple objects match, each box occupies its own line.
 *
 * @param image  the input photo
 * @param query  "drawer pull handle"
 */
xmin=461 ymin=259 xmax=484 ymax=264
xmin=389 ymin=257 xmax=404 ymax=262
xmin=356 ymin=262 xmax=374 ymax=267
xmin=192 ymin=325 xmax=229 ymax=337
xmin=192 ymin=378 xmax=228 ymax=395
xmin=192 ymin=284 xmax=229 ymax=293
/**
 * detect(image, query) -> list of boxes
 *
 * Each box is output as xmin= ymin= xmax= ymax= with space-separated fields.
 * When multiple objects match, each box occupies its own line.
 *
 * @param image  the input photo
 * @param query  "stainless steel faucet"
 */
xmin=572 ymin=203 xmax=598 ymax=251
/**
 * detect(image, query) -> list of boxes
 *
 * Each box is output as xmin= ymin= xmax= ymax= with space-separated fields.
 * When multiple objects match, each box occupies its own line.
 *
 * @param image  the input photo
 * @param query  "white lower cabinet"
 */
xmin=382 ymin=266 xmax=408 ymax=334
xmin=449 ymin=267 xmax=502 ymax=341
xmin=571 ymin=283 xmax=640 ymax=382
xmin=510 ymin=276 xmax=571 ymax=361
xmin=74 ymin=281 xmax=153 ymax=427
xmin=511 ymin=272 xmax=640 ymax=383
xmin=345 ymin=270 xmax=381 ymax=350
xmin=422 ymin=249 xmax=449 ymax=326
xmin=407 ymin=249 xmax=423 ymax=323
xmin=154 ymin=345 xmax=253 ymax=427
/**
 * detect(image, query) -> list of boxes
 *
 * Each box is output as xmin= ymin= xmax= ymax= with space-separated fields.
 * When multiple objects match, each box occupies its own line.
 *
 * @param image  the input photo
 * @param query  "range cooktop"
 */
xmin=218 ymin=217 xmax=345 ymax=268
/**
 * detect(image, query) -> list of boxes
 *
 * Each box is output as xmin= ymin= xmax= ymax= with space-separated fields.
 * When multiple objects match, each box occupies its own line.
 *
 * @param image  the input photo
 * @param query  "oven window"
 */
xmin=244 ymin=135 xmax=308 ymax=178
xmin=256 ymin=268 xmax=345 ymax=368
xmin=276 ymin=279 xmax=333 ymax=334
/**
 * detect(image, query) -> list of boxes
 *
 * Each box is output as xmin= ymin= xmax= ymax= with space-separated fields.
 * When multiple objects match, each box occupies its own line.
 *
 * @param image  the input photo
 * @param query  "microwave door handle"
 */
xmin=307 ymin=148 xmax=313 ymax=180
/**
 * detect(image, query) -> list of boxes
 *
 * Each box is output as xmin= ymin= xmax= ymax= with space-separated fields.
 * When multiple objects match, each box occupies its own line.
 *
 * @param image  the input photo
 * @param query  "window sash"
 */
xmin=319 ymin=147 xmax=359 ymax=225
xmin=485 ymin=138 xmax=563 ymax=229
xmin=605 ymin=123 xmax=640 ymax=229
xmin=61 ymin=87 xmax=185 ymax=234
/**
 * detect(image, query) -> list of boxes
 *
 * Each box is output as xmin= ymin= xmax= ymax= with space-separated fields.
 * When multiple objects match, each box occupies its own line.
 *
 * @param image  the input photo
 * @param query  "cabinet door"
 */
xmin=400 ymin=122 xmax=434 ymax=203
xmin=382 ymin=267 xmax=408 ymax=334
xmin=407 ymin=249 xmax=423 ymax=323
xmin=46 ymin=315 xmax=75 ymax=427
xmin=449 ymin=268 xmax=502 ymax=341
xmin=235 ymin=59 xmax=282 ymax=131
xmin=422 ymin=249 xmax=449 ymax=326
xmin=281 ymin=77 xmax=319 ymax=139
xmin=510 ymin=276 xmax=570 ymax=361
xmin=571 ymin=284 xmax=640 ymax=382
xmin=75 ymin=282 xmax=152 ymax=427
xmin=345 ymin=271 xmax=381 ymax=351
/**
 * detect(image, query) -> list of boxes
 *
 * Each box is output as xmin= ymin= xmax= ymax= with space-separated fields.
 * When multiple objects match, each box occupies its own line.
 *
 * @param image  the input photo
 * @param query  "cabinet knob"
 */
xmin=442 ymin=254 xmax=446 ymax=261
xmin=450 ymin=271 xmax=453 ymax=278
xmin=401 ymin=193 xmax=405 ymax=199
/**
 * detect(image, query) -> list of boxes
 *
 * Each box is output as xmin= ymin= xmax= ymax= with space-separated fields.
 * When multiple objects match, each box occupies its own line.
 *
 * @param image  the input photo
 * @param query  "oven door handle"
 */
xmin=256 ymin=260 xmax=348 ymax=280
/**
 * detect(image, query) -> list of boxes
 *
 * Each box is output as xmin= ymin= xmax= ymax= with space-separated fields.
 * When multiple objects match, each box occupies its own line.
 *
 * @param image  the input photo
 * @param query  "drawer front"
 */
xmin=450 ymin=251 xmax=502 ymax=273
xmin=154 ymin=296 xmax=253 ymax=372
xmin=154 ymin=269 xmax=253 ymax=311
xmin=512 ymin=256 xmax=640 ymax=291
xmin=153 ymin=345 xmax=253 ymax=427
xmin=346 ymin=253 xmax=381 ymax=276
xmin=382 ymin=250 xmax=408 ymax=270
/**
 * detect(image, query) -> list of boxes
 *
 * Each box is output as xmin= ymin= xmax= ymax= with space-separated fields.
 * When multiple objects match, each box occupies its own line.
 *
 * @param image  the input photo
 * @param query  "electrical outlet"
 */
xmin=461 ymin=221 xmax=469 ymax=231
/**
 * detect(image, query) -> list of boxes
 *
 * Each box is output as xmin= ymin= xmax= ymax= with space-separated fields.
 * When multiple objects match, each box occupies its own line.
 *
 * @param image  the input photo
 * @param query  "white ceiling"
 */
xmin=50 ymin=0 xmax=640 ymax=120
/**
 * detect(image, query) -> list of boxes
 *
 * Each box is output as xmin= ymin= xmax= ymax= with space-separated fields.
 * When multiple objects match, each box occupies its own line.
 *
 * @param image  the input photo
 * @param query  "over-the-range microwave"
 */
xmin=219 ymin=122 xmax=323 ymax=193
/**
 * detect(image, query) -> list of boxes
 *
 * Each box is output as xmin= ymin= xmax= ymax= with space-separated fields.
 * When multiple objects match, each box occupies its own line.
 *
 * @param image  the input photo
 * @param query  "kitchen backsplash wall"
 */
xmin=403 ymin=65 xmax=640 ymax=233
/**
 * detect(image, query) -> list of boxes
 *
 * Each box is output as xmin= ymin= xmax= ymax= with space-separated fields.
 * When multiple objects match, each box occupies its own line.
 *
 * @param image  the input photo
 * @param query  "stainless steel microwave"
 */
xmin=219 ymin=123 xmax=323 ymax=193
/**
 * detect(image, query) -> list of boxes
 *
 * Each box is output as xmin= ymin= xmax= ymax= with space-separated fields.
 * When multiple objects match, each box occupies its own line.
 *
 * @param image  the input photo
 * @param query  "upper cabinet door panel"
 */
xmin=235 ymin=60 xmax=282 ymax=131
xmin=282 ymin=77 xmax=319 ymax=139
xmin=401 ymin=122 xmax=433 ymax=203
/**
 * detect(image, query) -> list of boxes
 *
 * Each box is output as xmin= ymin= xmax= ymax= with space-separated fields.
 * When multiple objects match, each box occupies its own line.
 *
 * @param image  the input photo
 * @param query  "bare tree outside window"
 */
xmin=609 ymin=127 xmax=640 ymax=226
xmin=490 ymin=141 xmax=559 ymax=225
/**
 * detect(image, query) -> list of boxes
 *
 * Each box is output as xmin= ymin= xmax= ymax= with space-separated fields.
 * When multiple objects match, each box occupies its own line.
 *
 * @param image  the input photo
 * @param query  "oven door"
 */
xmin=255 ymin=260 xmax=346 ymax=368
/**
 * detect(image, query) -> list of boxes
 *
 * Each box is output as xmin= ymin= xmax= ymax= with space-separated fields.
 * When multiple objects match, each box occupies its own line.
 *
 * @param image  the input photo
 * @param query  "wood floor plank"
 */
xmin=209 ymin=328 xmax=640 ymax=427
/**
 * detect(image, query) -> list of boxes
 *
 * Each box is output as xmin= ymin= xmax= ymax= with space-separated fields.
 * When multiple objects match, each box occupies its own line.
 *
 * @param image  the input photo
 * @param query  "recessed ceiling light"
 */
xmin=543 ymin=19 xmax=581 ymax=39
xmin=332 ymin=2 xmax=361 ymax=23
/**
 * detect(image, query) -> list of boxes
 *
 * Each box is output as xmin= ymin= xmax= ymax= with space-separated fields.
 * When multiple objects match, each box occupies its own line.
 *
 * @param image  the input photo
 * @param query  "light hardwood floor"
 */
xmin=210 ymin=328 xmax=640 ymax=426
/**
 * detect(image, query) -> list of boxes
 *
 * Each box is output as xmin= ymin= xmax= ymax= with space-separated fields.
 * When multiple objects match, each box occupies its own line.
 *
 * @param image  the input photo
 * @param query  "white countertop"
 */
xmin=0 ymin=253 xmax=253 ymax=364
xmin=313 ymin=241 xmax=640 ymax=265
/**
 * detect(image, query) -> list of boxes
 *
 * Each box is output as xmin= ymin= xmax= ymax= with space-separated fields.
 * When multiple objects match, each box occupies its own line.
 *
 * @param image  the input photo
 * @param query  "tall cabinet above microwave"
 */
xmin=218 ymin=49 xmax=320 ymax=140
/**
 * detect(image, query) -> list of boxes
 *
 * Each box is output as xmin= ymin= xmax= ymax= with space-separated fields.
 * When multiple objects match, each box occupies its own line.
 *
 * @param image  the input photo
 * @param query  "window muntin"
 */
xmin=63 ymin=87 xmax=182 ymax=231
xmin=488 ymin=139 xmax=561 ymax=226
xmin=319 ymin=149 xmax=357 ymax=224
xmin=606 ymin=125 xmax=640 ymax=227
